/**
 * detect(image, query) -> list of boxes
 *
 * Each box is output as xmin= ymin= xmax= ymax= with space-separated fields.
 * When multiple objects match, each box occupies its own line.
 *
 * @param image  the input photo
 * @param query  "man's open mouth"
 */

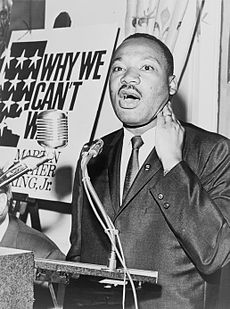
xmin=119 ymin=89 xmax=141 ymax=100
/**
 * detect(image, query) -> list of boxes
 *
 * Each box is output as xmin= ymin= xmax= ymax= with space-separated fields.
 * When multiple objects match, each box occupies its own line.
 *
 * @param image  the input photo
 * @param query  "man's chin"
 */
xmin=123 ymin=117 xmax=157 ymax=129
xmin=123 ymin=122 xmax=143 ymax=129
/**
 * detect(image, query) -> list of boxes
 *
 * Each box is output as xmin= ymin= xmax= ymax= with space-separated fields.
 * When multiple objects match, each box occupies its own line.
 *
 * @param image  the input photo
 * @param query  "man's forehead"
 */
xmin=112 ymin=38 xmax=167 ymax=70
xmin=114 ymin=37 xmax=163 ymax=57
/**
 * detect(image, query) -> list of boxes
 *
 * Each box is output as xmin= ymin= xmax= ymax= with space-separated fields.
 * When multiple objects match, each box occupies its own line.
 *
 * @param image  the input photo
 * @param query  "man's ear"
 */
xmin=169 ymin=75 xmax=177 ymax=96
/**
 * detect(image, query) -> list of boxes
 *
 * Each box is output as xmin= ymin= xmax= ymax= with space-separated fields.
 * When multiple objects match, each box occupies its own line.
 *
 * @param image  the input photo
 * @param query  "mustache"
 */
xmin=118 ymin=84 xmax=142 ymax=97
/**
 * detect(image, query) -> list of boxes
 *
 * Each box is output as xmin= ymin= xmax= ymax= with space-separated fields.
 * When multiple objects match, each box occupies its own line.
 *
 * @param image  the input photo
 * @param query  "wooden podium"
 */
xmin=35 ymin=258 xmax=158 ymax=309
xmin=0 ymin=248 xmax=158 ymax=309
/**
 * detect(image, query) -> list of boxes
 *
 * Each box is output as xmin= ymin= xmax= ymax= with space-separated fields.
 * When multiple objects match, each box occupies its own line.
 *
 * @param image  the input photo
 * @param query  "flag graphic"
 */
xmin=0 ymin=41 xmax=47 ymax=147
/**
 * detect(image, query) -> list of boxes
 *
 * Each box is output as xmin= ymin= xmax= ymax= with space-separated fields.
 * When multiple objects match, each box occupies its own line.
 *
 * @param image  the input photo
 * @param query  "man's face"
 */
xmin=109 ymin=37 xmax=176 ymax=129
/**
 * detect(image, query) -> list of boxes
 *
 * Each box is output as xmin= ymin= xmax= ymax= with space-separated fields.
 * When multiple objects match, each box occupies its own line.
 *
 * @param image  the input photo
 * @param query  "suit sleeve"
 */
xmin=66 ymin=157 xmax=83 ymax=262
xmin=46 ymin=249 xmax=66 ymax=260
xmin=150 ymin=138 xmax=230 ymax=275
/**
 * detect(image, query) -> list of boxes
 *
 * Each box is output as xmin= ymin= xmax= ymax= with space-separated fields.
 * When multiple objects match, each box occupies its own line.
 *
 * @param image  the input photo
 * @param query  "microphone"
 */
xmin=36 ymin=109 xmax=68 ymax=149
xmin=0 ymin=110 xmax=68 ymax=188
xmin=0 ymin=155 xmax=54 ymax=188
xmin=82 ymin=139 xmax=104 ymax=159
xmin=81 ymin=139 xmax=104 ymax=171
xmin=87 ymin=139 xmax=104 ymax=158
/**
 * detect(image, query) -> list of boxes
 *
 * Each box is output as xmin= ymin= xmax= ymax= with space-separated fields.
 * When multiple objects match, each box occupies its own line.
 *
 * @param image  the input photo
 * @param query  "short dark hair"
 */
xmin=123 ymin=33 xmax=174 ymax=76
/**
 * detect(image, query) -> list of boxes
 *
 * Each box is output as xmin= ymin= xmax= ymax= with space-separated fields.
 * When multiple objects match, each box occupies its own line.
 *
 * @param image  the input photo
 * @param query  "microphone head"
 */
xmin=36 ymin=109 xmax=68 ymax=149
xmin=82 ymin=139 xmax=104 ymax=158
xmin=90 ymin=139 xmax=104 ymax=158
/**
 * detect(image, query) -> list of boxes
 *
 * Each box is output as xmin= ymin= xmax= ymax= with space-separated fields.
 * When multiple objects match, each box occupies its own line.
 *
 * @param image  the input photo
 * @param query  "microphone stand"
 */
xmin=81 ymin=151 xmax=118 ymax=271
xmin=81 ymin=149 xmax=142 ymax=309
xmin=0 ymin=149 xmax=54 ymax=189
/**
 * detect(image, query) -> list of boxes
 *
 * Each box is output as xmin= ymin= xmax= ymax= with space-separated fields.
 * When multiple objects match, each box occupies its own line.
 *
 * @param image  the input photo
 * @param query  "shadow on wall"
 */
xmin=172 ymin=92 xmax=187 ymax=123
xmin=54 ymin=165 xmax=73 ymax=201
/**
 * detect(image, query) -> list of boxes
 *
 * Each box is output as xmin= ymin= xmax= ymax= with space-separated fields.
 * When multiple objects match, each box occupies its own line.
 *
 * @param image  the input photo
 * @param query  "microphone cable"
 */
xmin=81 ymin=152 xmax=139 ymax=309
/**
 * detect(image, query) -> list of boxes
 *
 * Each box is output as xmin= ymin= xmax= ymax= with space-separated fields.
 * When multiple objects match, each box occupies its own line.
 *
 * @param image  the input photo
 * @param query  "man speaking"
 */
xmin=67 ymin=33 xmax=230 ymax=309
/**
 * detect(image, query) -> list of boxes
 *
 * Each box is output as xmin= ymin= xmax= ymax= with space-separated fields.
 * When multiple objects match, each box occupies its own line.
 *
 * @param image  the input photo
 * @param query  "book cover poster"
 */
xmin=0 ymin=24 xmax=118 ymax=203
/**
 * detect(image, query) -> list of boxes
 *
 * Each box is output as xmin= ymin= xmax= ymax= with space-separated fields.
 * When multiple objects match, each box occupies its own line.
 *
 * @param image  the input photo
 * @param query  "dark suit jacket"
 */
xmin=0 ymin=214 xmax=65 ymax=260
xmin=67 ymin=122 xmax=230 ymax=309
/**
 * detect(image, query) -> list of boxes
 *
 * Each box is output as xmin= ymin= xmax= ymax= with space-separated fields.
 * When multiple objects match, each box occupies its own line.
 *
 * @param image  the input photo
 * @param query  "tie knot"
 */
xmin=131 ymin=135 xmax=144 ymax=150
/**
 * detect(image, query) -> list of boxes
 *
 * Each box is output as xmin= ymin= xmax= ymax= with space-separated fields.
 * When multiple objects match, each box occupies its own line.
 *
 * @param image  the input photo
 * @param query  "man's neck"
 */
xmin=124 ymin=121 xmax=156 ymax=136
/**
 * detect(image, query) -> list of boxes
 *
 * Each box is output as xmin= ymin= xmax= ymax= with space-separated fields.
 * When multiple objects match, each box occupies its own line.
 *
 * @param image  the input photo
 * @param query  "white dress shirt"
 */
xmin=120 ymin=127 xmax=156 ymax=203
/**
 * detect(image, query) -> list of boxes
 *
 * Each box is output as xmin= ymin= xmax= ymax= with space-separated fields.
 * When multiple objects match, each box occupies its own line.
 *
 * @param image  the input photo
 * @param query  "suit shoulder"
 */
xmin=183 ymin=122 xmax=230 ymax=149
xmin=15 ymin=218 xmax=65 ymax=260
xmin=100 ymin=128 xmax=123 ymax=144
xmin=182 ymin=122 xmax=230 ymax=173
xmin=80 ymin=129 xmax=122 ymax=155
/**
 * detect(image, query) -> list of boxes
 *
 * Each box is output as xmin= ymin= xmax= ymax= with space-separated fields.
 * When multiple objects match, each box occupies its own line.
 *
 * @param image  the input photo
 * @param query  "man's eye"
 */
xmin=112 ymin=66 xmax=123 ymax=72
xmin=141 ymin=65 xmax=154 ymax=71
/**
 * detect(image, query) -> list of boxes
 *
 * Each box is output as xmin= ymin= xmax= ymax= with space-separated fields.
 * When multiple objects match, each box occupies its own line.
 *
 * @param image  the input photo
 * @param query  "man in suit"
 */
xmin=66 ymin=33 xmax=230 ymax=308
xmin=0 ymin=178 xmax=65 ymax=260
xmin=0 ymin=170 xmax=65 ymax=308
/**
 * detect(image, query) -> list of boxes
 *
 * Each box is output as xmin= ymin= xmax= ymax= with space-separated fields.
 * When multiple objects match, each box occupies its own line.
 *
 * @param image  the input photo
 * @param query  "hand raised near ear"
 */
xmin=155 ymin=102 xmax=184 ymax=174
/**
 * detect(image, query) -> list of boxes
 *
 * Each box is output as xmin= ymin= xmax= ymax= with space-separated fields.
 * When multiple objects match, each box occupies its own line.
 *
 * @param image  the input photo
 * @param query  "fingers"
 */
xmin=158 ymin=102 xmax=175 ymax=124
xmin=157 ymin=110 xmax=165 ymax=126
xmin=157 ymin=101 xmax=182 ymax=128
xmin=163 ymin=102 xmax=172 ymax=116
xmin=167 ymin=102 xmax=180 ymax=122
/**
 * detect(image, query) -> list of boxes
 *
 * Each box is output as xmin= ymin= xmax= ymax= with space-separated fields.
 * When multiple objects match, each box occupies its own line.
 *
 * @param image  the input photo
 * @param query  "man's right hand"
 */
xmin=155 ymin=102 xmax=184 ymax=174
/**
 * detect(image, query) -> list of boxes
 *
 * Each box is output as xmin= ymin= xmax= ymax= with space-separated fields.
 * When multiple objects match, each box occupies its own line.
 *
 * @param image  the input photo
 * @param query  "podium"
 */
xmin=0 ymin=247 xmax=34 ymax=309
xmin=35 ymin=258 xmax=158 ymax=309
xmin=0 ymin=248 xmax=158 ymax=308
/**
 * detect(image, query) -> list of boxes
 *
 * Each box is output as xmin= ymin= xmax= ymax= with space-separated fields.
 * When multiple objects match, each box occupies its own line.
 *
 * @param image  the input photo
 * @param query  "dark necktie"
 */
xmin=123 ymin=135 xmax=144 ymax=200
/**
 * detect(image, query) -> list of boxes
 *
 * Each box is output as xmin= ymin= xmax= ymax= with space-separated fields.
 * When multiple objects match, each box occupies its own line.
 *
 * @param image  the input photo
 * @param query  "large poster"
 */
xmin=0 ymin=24 xmax=119 ymax=203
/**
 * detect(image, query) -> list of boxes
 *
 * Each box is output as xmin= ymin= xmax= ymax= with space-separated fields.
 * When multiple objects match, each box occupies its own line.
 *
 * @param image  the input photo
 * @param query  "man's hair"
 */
xmin=0 ymin=168 xmax=12 ymax=206
xmin=123 ymin=33 xmax=174 ymax=76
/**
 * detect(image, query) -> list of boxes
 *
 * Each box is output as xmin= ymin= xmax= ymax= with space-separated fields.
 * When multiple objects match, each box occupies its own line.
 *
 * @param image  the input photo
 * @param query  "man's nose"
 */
xmin=120 ymin=68 xmax=140 ymax=85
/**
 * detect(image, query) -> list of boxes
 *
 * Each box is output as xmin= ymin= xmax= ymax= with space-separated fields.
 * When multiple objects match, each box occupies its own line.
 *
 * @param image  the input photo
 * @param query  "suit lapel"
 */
xmin=95 ymin=123 xmax=188 ymax=216
xmin=121 ymin=147 xmax=162 ymax=209
xmin=93 ymin=129 xmax=163 ymax=215
xmin=108 ymin=130 xmax=123 ymax=212
xmin=120 ymin=122 xmax=189 ymax=209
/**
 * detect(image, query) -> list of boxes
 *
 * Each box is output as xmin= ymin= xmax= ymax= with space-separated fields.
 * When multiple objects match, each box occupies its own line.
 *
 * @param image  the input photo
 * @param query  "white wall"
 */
xmin=173 ymin=0 xmax=221 ymax=132
xmin=46 ymin=0 xmax=126 ymax=138
xmin=219 ymin=0 xmax=230 ymax=138
xmin=37 ymin=0 xmax=126 ymax=255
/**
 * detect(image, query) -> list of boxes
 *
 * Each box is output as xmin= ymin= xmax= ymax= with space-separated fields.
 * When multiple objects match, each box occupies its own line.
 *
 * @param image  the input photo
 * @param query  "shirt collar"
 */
xmin=123 ymin=126 xmax=156 ymax=146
